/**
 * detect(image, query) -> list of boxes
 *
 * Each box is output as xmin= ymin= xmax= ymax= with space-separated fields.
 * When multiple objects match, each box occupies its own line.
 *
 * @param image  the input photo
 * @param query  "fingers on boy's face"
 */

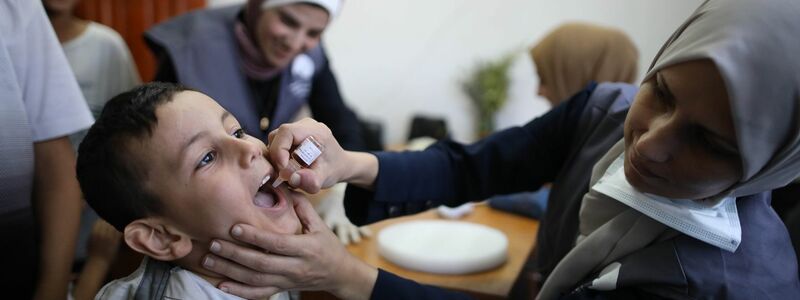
xmin=283 ymin=188 xmax=304 ymax=205
xmin=245 ymin=133 xmax=275 ymax=171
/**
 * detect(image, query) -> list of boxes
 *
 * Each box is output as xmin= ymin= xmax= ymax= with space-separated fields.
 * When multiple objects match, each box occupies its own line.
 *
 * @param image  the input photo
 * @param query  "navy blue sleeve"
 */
xmin=345 ymin=83 xmax=596 ymax=225
xmin=370 ymin=269 xmax=473 ymax=300
xmin=307 ymin=55 xmax=366 ymax=151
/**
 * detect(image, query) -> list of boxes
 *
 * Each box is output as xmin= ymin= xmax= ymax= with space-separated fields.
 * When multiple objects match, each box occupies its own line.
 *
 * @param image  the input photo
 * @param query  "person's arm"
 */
xmin=373 ymin=86 xmax=593 ymax=202
xmin=307 ymin=55 xmax=366 ymax=151
xmin=266 ymin=85 xmax=594 ymax=224
xmin=31 ymin=137 xmax=83 ymax=300
xmin=72 ymin=220 xmax=122 ymax=300
xmin=267 ymin=80 xmax=593 ymax=194
xmin=14 ymin=2 xmax=93 ymax=298
xmin=345 ymin=84 xmax=596 ymax=224
xmin=370 ymin=269 xmax=474 ymax=300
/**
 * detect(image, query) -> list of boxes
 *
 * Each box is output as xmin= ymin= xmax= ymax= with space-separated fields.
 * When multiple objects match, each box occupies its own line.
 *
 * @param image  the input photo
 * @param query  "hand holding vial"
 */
xmin=267 ymin=118 xmax=379 ymax=193
xmin=271 ymin=135 xmax=324 ymax=188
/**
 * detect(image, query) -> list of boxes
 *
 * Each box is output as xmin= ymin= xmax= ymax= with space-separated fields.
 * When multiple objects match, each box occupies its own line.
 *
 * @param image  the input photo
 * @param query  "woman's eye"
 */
xmin=197 ymin=151 xmax=216 ymax=169
xmin=652 ymin=81 xmax=669 ymax=103
xmin=695 ymin=129 xmax=738 ymax=158
xmin=706 ymin=137 xmax=738 ymax=157
xmin=233 ymin=128 xmax=245 ymax=139
xmin=306 ymin=30 xmax=321 ymax=39
xmin=280 ymin=14 xmax=299 ymax=28
xmin=653 ymin=83 xmax=666 ymax=99
xmin=651 ymin=74 xmax=674 ymax=108
xmin=650 ymin=86 xmax=673 ymax=111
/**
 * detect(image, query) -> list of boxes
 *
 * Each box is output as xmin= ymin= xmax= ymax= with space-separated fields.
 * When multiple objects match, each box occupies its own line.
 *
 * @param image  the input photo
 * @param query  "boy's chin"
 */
xmin=251 ymin=215 xmax=303 ymax=237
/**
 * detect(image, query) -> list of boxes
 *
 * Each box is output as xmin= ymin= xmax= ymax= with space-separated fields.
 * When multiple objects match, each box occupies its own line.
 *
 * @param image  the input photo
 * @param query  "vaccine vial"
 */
xmin=272 ymin=136 xmax=324 ymax=187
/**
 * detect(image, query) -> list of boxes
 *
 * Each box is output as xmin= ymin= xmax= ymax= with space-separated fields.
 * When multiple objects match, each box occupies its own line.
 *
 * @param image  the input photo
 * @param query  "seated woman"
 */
xmin=201 ymin=0 xmax=800 ymax=299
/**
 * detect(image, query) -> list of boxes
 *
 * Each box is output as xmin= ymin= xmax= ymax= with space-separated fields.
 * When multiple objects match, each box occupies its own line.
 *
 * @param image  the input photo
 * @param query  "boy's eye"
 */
xmin=197 ymin=151 xmax=216 ymax=169
xmin=233 ymin=128 xmax=245 ymax=139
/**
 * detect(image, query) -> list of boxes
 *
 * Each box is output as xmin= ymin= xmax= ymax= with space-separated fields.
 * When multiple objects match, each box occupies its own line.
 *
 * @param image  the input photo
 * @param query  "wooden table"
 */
xmin=346 ymin=203 xmax=539 ymax=299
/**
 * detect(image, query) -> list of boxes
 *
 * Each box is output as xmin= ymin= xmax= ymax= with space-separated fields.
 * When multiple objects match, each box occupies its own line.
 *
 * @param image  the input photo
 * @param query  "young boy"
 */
xmin=76 ymin=82 xmax=299 ymax=299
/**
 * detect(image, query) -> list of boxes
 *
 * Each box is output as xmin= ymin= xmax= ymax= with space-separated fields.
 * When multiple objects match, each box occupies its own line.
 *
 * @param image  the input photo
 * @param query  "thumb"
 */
xmin=289 ymin=169 xmax=323 ymax=194
xmin=293 ymin=196 xmax=326 ymax=233
xmin=267 ymin=130 xmax=293 ymax=169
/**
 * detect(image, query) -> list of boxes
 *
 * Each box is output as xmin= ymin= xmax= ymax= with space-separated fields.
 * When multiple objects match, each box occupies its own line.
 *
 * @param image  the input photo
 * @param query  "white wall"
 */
xmin=210 ymin=0 xmax=701 ymax=145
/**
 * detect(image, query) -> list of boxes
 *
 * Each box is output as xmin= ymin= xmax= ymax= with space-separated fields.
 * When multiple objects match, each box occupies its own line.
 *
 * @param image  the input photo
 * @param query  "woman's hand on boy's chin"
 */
xmin=201 ymin=196 xmax=377 ymax=300
xmin=286 ymin=188 xmax=311 ymax=235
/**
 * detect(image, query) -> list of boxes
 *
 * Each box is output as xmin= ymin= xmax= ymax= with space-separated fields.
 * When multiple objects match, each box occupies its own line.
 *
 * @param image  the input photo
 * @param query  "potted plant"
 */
xmin=463 ymin=53 xmax=515 ymax=138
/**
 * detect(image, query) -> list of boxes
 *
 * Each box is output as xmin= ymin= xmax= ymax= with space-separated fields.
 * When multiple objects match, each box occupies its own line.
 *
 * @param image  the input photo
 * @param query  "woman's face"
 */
xmin=255 ymin=4 xmax=329 ymax=69
xmin=624 ymin=59 xmax=742 ymax=199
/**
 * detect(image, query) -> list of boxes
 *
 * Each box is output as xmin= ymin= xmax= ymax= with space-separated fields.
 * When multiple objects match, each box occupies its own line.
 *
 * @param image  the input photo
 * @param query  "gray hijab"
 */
xmin=644 ymin=0 xmax=800 ymax=197
xmin=539 ymin=0 xmax=800 ymax=298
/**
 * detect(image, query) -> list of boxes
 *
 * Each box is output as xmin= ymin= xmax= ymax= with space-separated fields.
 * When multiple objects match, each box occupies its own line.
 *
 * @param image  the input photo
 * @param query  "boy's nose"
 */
xmin=237 ymin=140 xmax=262 ymax=168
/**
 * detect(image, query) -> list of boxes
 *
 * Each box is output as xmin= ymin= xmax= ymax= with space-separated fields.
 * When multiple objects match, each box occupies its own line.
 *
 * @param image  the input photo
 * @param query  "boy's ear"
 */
xmin=124 ymin=218 xmax=192 ymax=261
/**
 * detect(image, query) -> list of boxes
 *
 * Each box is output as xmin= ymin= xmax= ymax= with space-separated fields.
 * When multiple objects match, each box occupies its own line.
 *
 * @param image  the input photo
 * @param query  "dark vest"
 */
xmin=536 ymin=83 xmax=636 ymax=277
xmin=145 ymin=5 xmax=326 ymax=140
xmin=601 ymin=192 xmax=800 ymax=299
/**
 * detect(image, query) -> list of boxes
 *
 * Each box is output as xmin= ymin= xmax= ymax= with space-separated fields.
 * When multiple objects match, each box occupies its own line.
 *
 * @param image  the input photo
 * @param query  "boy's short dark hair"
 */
xmin=77 ymin=82 xmax=193 ymax=231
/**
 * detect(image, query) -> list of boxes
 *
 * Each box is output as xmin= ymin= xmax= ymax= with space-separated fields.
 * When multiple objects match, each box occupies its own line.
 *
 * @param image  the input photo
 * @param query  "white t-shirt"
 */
xmin=0 ymin=0 xmax=93 ymax=213
xmin=96 ymin=258 xmax=291 ymax=300
xmin=62 ymin=21 xmax=141 ymax=148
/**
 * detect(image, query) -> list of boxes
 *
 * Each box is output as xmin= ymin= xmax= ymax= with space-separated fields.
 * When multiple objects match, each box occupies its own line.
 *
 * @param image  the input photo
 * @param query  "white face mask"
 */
xmin=591 ymin=153 xmax=741 ymax=252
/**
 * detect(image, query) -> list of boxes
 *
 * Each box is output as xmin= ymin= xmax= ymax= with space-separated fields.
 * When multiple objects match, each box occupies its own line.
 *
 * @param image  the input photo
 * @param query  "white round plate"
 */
xmin=377 ymin=220 xmax=508 ymax=275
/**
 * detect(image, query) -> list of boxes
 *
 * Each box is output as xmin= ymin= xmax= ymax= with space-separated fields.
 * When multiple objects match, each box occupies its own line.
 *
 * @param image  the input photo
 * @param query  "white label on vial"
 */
xmin=295 ymin=138 xmax=322 ymax=166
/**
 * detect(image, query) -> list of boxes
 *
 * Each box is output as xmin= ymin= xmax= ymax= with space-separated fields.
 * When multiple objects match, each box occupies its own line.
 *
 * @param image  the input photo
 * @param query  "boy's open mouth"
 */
xmin=254 ymin=175 xmax=284 ymax=209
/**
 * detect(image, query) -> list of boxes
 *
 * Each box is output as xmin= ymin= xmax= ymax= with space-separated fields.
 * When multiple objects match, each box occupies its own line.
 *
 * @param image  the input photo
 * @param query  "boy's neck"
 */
xmin=173 ymin=241 xmax=226 ymax=287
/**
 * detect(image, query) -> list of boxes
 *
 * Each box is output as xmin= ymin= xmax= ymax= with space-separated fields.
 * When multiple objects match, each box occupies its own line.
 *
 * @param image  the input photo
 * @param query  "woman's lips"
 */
xmin=270 ymin=45 xmax=291 ymax=60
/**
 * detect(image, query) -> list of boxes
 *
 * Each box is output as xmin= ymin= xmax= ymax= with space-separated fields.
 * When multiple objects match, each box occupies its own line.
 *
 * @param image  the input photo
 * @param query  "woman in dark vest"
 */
xmin=146 ymin=0 xmax=364 ymax=150
xmin=200 ymin=0 xmax=800 ymax=299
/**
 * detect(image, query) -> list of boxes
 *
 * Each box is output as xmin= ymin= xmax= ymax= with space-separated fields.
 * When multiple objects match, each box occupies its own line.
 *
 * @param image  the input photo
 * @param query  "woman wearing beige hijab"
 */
xmin=489 ymin=23 xmax=639 ymax=220
xmin=531 ymin=22 xmax=639 ymax=106
xmin=201 ymin=0 xmax=800 ymax=299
